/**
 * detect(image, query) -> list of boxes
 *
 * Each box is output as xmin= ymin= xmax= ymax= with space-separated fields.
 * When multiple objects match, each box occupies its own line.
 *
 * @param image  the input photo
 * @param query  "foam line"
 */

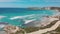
xmin=24 ymin=19 xmax=36 ymax=24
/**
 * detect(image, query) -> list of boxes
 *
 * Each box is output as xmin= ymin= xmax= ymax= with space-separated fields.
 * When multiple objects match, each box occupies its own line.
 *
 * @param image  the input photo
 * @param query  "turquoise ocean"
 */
xmin=0 ymin=8 xmax=58 ymax=28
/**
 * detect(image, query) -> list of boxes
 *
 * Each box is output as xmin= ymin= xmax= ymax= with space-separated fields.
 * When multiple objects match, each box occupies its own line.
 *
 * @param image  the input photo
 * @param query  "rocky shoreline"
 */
xmin=28 ymin=7 xmax=60 ymax=12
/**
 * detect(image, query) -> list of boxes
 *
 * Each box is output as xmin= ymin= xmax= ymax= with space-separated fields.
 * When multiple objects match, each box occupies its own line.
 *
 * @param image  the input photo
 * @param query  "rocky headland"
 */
xmin=28 ymin=7 xmax=60 ymax=12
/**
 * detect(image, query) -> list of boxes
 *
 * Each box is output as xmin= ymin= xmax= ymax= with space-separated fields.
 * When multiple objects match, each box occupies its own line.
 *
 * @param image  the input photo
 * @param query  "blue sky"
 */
xmin=0 ymin=0 xmax=60 ymax=8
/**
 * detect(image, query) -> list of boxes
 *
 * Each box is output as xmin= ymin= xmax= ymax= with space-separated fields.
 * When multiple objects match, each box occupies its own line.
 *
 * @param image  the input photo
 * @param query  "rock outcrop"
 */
xmin=3 ymin=25 xmax=26 ymax=34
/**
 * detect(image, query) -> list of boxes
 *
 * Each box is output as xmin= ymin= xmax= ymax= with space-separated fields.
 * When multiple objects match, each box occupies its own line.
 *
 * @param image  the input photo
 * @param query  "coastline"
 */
xmin=0 ymin=7 xmax=60 ymax=34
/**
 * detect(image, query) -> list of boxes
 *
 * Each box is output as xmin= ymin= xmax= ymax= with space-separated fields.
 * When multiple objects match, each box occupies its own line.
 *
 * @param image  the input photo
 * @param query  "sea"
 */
xmin=0 ymin=8 xmax=58 ymax=28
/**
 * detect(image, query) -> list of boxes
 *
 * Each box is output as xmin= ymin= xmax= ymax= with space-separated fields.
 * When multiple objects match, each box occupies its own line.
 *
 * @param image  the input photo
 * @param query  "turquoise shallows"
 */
xmin=0 ymin=9 xmax=57 ymax=27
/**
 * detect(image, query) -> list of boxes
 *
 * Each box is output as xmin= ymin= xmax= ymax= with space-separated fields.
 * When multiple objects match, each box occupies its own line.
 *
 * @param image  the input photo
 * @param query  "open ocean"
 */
xmin=0 ymin=8 xmax=58 ymax=27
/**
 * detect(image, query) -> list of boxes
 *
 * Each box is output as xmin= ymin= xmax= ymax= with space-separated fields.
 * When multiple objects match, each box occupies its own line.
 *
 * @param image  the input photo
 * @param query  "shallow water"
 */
xmin=0 ymin=8 xmax=58 ymax=27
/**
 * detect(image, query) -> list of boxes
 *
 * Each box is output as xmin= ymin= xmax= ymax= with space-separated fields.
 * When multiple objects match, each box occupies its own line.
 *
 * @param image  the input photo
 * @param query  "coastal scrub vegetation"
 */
xmin=23 ymin=20 xmax=59 ymax=33
xmin=23 ymin=27 xmax=40 ymax=33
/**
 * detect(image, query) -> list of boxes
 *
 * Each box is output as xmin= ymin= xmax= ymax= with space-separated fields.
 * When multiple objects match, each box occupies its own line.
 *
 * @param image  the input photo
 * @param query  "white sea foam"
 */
xmin=9 ymin=14 xmax=36 ymax=24
xmin=0 ymin=16 xmax=7 ymax=19
xmin=24 ymin=14 xmax=35 ymax=17
xmin=10 ymin=16 xmax=23 ymax=20
xmin=10 ymin=14 xmax=35 ymax=20
xmin=24 ymin=19 xmax=36 ymax=24
xmin=0 ymin=24 xmax=5 ymax=28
